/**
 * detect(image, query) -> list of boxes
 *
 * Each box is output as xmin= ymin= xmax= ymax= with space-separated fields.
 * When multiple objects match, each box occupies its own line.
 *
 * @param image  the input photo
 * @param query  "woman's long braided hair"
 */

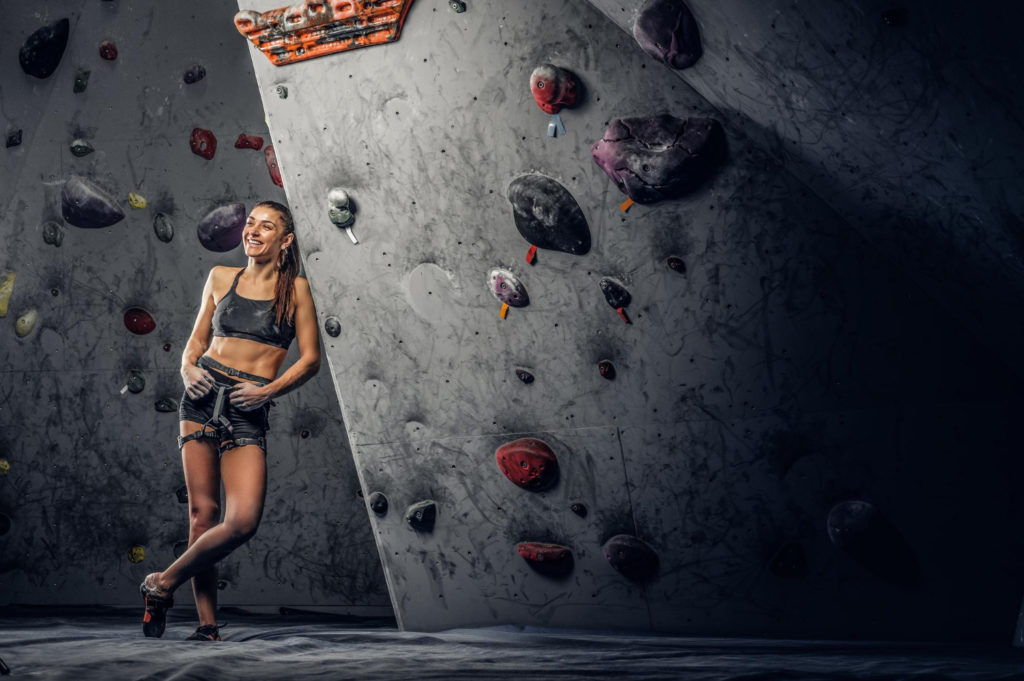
xmin=255 ymin=200 xmax=299 ymax=327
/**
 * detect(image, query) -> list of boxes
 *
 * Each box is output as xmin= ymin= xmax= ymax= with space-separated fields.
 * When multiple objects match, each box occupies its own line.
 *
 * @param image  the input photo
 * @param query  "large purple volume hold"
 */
xmin=633 ymin=0 xmax=702 ymax=69
xmin=19 ymin=18 xmax=70 ymax=79
xmin=61 ymin=176 xmax=125 ymax=228
xmin=197 ymin=203 xmax=247 ymax=252
xmin=591 ymin=114 xmax=725 ymax=203
xmin=507 ymin=174 xmax=591 ymax=255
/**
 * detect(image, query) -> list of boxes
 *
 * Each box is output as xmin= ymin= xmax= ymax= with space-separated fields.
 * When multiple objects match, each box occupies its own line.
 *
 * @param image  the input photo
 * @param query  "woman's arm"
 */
xmin=180 ymin=268 xmax=219 ymax=398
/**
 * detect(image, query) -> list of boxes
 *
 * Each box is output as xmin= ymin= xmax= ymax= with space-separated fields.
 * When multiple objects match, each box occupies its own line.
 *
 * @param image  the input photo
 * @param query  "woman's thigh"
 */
xmin=180 ymin=419 xmax=221 ymax=515
xmin=219 ymin=446 xmax=267 ymax=526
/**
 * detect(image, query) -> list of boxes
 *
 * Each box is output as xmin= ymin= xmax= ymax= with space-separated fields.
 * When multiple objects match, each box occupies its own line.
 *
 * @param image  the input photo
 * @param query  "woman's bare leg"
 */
xmin=179 ymin=427 xmax=221 ymax=627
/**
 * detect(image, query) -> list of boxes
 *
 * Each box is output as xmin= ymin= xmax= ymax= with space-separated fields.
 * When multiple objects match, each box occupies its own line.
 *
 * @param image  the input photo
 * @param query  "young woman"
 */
xmin=140 ymin=201 xmax=320 ymax=641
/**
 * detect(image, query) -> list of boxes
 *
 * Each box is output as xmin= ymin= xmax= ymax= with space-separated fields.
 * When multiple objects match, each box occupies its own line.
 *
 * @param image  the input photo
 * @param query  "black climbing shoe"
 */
xmin=140 ymin=579 xmax=173 ymax=638
xmin=186 ymin=624 xmax=221 ymax=641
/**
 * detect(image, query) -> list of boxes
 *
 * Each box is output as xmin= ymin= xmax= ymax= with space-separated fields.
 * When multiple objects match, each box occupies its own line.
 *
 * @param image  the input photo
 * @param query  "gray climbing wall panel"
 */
xmin=0 ymin=1 xmax=389 ymax=613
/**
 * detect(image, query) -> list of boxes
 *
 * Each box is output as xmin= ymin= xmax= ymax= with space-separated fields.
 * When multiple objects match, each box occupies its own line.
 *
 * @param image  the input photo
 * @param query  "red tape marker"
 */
xmin=526 ymin=245 xmax=538 ymax=265
xmin=616 ymin=307 xmax=630 ymax=324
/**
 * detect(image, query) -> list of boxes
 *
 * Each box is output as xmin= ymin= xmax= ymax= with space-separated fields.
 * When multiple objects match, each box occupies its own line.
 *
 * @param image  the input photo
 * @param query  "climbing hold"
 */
xmin=6 ymin=130 xmax=22 ymax=148
xmin=301 ymin=429 xmax=311 ymax=438
xmin=327 ymin=187 xmax=355 ymax=229
xmin=602 ymin=534 xmax=659 ymax=582
xmin=529 ymin=64 xmax=578 ymax=115
xmin=15 ymin=309 xmax=37 ymax=338
xmin=61 ymin=175 xmax=126 ymax=229
xmin=275 ymin=85 xmax=288 ymax=99
xmin=190 ymin=128 xmax=217 ymax=160
xmin=124 ymin=308 xmax=156 ymax=335
xmin=597 ymin=360 xmax=616 ymax=380
xmin=0 ymin=273 xmax=14 ymax=317
xmin=265 ymin=145 xmax=283 ymax=186
xmin=163 ymin=343 xmax=172 ymax=352
xmin=0 ymin=512 xmax=10 ymax=536
xmin=124 ymin=370 xmax=145 ymax=394
xmin=173 ymin=540 xmax=188 ymax=558
xmin=183 ymin=63 xmax=206 ymax=84
xmin=827 ymin=500 xmax=876 ymax=549
xmin=69 ymin=139 xmax=94 ymax=157
xmin=42 ymin=221 xmax=64 ymax=247
xmin=234 ymin=133 xmax=264 ymax=150
xmin=517 ymin=542 xmax=574 ymax=578
xmin=882 ymin=8 xmax=908 ymax=26
xmin=73 ymin=68 xmax=90 ymax=93
xmin=368 ymin=491 xmax=389 ymax=516
xmin=599 ymin=277 xmax=631 ymax=309
xmin=175 ymin=485 xmax=188 ymax=503
xmin=449 ymin=0 xmax=466 ymax=11
xmin=592 ymin=115 xmax=725 ymax=203
xmin=405 ymin=500 xmax=437 ymax=532
xmin=324 ymin=316 xmax=342 ymax=337
xmin=155 ymin=398 xmax=178 ymax=413
xmin=196 ymin=202 xmax=246 ymax=252
xmin=127 ymin=545 xmax=145 ymax=563
xmin=152 ymin=212 xmax=174 ymax=243
xmin=495 ymin=437 xmax=558 ymax=491
xmin=570 ymin=502 xmax=587 ymax=517
xmin=128 ymin=193 xmax=147 ymax=209
xmin=99 ymin=41 xmax=118 ymax=60
xmin=488 ymin=268 xmax=529 ymax=307
xmin=19 ymin=18 xmax=70 ymax=79
xmin=633 ymin=0 xmax=701 ymax=69
xmin=0 ymin=459 xmax=10 ymax=475
xmin=515 ymin=368 xmax=534 ymax=384
xmin=507 ymin=174 xmax=591 ymax=255
xmin=217 ymin=580 xmax=230 ymax=590
xmin=768 ymin=541 xmax=809 ymax=579
xmin=666 ymin=256 xmax=685 ymax=273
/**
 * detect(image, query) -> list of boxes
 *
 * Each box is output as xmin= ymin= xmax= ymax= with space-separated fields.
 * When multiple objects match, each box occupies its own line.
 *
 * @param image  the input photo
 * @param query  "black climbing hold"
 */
xmin=300 ymin=429 xmax=310 ymax=439
xmin=173 ymin=540 xmax=188 ymax=558
xmin=633 ymin=0 xmax=702 ymax=69
xmin=69 ymin=139 xmax=94 ymax=157
xmin=61 ymin=175 xmax=125 ymax=229
xmin=515 ymin=368 xmax=534 ymax=384
xmin=826 ymin=500 xmax=875 ymax=549
xmin=0 ymin=511 xmax=11 ymax=536
xmin=217 ymin=579 xmax=229 ymax=590
xmin=667 ymin=256 xmax=685 ymax=273
xmin=42 ymin=222 xmax=64 ymax=247
xmin=517 ymin=542 xmax=574 ymax=578
xmin=197 ymin=203 xmax=246 ymax=252
xmin=603 ymin=534 xmax=659 ymax=582
xmin=882 ymin=8 xmax=908 ymax=26
xmin=6 ymin=130 xmax=22 ymax=148
xmin=19 ymin=18 xmax=70 ymax=79
xmin=599 ymin=277 xmax=631 ymax=309
xmin=125 ymin=370 xmax=145 ymax=394
xmin=592 ymin=115 xmax=726 ymax=203
xmin=324 ymin=316 xmax=341 ymax=337
xmin=449 ymin=0 xmax=466 ymax=12
xmin=507 ymin=174 xmax=591 ymax=255
xmin=50 ymin=288 xmax=59 ymax=297
xmin=405 ymin=500 xmax=436 ymax=532
xmin=154 ymin=398 xmax=178 ymax=413
xmin=570 ymin=502 xmax=587 ymax=517
xmin=768 ymin=541 xmax=808 ymax=579
xmin=73 ymin=68 xmax=90 ymax=93
xmin=153 ymin=212 xmax=174 ymax=243
xmin=175 ymin=485 xmax=188 ymax=503
xmin=183 ymin=64 xmax=206 ymax=84
xmin=598 ymin=360 xmax=616 ymax=380
xmin=369 ymin=491 xmax=389 ymax=516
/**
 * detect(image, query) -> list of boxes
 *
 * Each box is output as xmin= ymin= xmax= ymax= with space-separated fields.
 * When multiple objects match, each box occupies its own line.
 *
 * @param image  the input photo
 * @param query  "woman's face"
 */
xmin=243 ymin=205 xmax=292 ymax=259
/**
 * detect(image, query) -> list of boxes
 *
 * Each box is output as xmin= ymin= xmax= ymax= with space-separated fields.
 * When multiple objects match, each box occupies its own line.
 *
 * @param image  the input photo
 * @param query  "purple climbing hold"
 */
xmin=61 ymin=175 xmax=125 ymax=229
xmin=507 ymin=174 xmax=591 ymax=255
xmin=602 ymin=534 xmax=659 ymax=582
xmin=488 ymin=268 xmax=529 ymax=307
xmin=591 ymin=114 xmax=725 ymax=203
xmin=197 ymin=203 xmax=246 ymax=252
xmin=633 ymin=0 xmax=702 ymax=69
xmin=19 ymin=18 xmax=70 ymax=79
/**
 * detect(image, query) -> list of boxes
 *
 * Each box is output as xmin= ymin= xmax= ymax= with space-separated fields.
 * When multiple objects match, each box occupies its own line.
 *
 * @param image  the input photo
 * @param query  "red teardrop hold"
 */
xmin=517 ymin=541 xmax=574 ymax=577
xmin=265 ymin=145 xmax=283 ymax=186
xmin=495 ymin=437 xmax=558 ymax=491
xmin=234 ymin=133 xmax=264 ymax=150
xmin=190 ymin=127 xmax=217 ymax=160
xmin=99 ymin=41 xmax=118 ymax=60
xmin=124 ymin=307 xmax=156 ymax=334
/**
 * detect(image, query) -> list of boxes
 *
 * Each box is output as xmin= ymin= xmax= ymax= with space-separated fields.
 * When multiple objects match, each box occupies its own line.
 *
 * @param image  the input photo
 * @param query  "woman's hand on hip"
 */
xmin=230 ymin=382 xmax=272 ymax=411
xmin=182 ymin=364 xmax=215 ymax=399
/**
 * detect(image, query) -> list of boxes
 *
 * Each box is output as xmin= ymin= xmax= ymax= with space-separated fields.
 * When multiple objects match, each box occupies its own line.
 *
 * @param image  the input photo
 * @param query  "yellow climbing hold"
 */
xmin=0 ymin=272 xmax=14 ymax=317
xmin=0 ymin=459 xmax=10 ymax=476
xmin=15 ymin=309 xmax=37 ymax=337
xmin=128 ymin=545 xmax=146 ymax=563
xmin=128 ymin=193 xmax=147 ymax=209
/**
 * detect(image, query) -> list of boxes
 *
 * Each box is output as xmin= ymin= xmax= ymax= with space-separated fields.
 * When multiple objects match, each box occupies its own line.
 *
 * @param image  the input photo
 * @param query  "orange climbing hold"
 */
xmin=234 ymin=0 xmax=415 ymax=67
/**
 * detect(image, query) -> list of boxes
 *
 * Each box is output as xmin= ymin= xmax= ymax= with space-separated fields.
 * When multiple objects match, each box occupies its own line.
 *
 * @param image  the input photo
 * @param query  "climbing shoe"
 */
xmin=186 ymin=624 xmax=221 ymax=641
xmin=140 ymin=579 xmax=173 ymax=638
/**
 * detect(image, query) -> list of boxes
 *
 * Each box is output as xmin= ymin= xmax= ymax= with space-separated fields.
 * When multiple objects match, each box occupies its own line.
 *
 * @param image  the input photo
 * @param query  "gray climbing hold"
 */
xmin=152 ymin=212 xmax=173 ymax=243
xmin=73 ymin=68 xmax=90 ymax=93
xmin=507 ymin=174 xmax=590 ymax=255
xmin=449 ymin=0 xmax=466 ymax=11
xmin=405 ymin=500 xmax=437 ymax=532
xmin=197 ymin=203 xmax=246 ymax=252
xmin=154 ymin=398 xmax=178 ymax=413
xmin=368 ymin=491 xmax=388 ymax=516
xmin=6 ymin=130 xmax=23 ymax=148
xmin=633 ymin=0 xmax=702 ymax=69
xmin=61 ymin=175 xmax=125 ymax=229
xmin=276 ymin=85 xmax=288 ymax=99
xmin=324 ymin=316 xmax=341 ymax=337
xmin=602 ymin=534 xmax=659 ymax=582
xmin=69 ymin=139 xmax=94 ymax=157
xmin=125 ymin=370 xmax=145 ymax=394
xmin=19 ymin=18 xmax=70 ymax=79
xmin=488 ymin=268 xmax=529 ymax=307
xmin=327 ymin=187 xmax=354 ymax=229
xmin=42 ymin=221 xmax=64 ymax=247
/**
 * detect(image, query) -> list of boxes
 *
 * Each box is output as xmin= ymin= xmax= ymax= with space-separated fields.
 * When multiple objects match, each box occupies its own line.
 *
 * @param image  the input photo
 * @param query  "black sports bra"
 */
xmin=211 ymin=268 xmax=296 ymax=349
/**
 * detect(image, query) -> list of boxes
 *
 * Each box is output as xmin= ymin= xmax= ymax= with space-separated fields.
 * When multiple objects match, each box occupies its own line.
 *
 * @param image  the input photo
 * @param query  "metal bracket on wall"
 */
xmin=234 ymin=0 xmax=415 ymax=67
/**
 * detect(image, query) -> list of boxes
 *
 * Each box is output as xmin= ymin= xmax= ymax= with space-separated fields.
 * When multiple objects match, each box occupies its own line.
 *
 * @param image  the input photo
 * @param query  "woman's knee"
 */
xmin=223 ymin=514 xmax=261 ymax=543
xmin=189 ymin=501 xmax=220 ymax=529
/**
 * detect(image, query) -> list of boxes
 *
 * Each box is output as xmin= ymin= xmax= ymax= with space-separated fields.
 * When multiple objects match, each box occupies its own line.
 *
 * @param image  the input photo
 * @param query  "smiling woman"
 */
xmin=138 ymin=200 xmax=321 ymax=642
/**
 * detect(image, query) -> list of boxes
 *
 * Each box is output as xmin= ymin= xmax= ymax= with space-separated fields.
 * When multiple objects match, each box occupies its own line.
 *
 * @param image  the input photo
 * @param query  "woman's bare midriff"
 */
xmin=206 ymin=336 xmax=288 ymax=382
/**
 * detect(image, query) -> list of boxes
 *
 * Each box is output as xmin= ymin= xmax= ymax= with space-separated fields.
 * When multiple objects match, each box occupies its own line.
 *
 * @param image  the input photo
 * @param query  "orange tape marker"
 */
xmin=619 ymin=197 xmax=634 ymax=212
xmin=500 ymin=303 xmax=509 ymax=319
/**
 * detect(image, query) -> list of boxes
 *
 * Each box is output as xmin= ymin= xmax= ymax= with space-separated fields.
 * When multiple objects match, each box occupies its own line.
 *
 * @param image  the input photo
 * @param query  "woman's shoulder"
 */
xmin=292 ymin=275 xmax=311 ymax=296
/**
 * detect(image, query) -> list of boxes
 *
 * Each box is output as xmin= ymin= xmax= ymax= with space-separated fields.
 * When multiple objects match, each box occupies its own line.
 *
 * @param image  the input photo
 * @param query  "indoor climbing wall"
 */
xmin=239 ymin=0 xmax=1024 ymax=640
xmin=0 ymin=1 xmax=390 ymax=614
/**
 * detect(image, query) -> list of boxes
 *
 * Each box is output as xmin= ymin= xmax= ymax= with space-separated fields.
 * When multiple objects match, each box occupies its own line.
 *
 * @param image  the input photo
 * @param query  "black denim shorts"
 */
xmin=178 ymin=356 xmax=272 ymax=454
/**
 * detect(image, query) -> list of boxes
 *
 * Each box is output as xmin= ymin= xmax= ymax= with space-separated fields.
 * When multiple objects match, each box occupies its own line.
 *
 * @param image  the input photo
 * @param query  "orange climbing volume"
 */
xmin=235 ymin=0 xmax=415 ymax=67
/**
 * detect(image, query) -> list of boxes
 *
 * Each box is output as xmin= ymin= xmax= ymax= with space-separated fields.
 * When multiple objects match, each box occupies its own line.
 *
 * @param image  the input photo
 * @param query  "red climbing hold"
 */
xmin=495 ymin=437 xmax=558 ymax=491
xmin=190 ymin=128 xmax=217 ymax=160
xmin=99 ymin=41 xmax=118 ymax=60
xmin=517 ymin=542 xmax=574 ymax=577
xmin=265 ymin=145 xmax=283 ymax=186
xmin=124 ymin=307 xmax=156 ymax=335
xmin=234 ymin=133 xmax=264 ymax=150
